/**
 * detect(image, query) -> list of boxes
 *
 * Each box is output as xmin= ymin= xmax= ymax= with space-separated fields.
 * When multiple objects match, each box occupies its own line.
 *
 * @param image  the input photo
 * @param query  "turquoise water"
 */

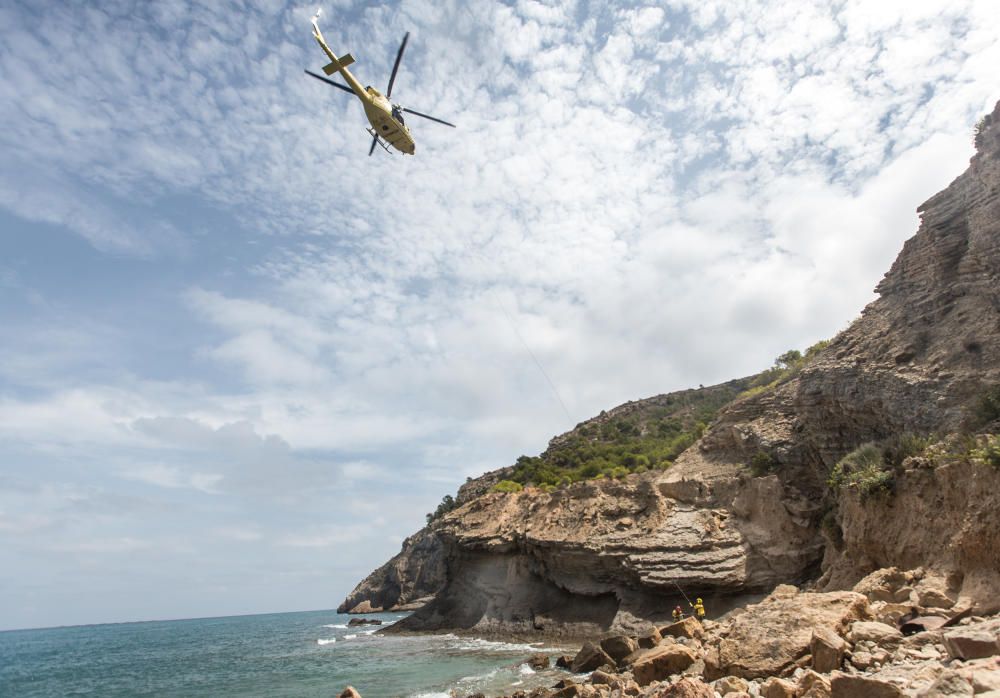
xmin=0 ymin=610 xmax=572 ymax=697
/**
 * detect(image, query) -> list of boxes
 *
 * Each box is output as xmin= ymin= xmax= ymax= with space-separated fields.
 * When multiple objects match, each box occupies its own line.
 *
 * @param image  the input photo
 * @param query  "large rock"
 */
xmin=798 ymin=670 xmax=832 ymax=698
xmin=943 ymin=627 xmax=1000 ymax=660
xmin=661 ymin=617 xmax=704 ymax=641
xmin=631 ymin=645 xmax=699 ymax=686
xmin=811 ymin=626 xmax=848 ymax=672
xmin=918 ymin=671 xmax=975 ymax=697
xmin=638 ymin=627 xmax=663 ymax=649
xmin=338 ymin=688 xmax=362 ymax=698
xmin=704 ymin=587 xmax=870 ymax=679
xmin=760 ymin=677 xmax=796 ymax=698
xmin=712 ymin=676 xmax=748 ymax=695
xmin=571 ymin=641 xmax=615 ymax=673
xmin=649 ymin=677 xmax=714 ymax=697
xmin=849 ymin=621 xmax=903 ymax=649
xmin=830 ymin=672 xmax=905 ymax=698
xmin=600 ymin=635 xmax=638 ymax=664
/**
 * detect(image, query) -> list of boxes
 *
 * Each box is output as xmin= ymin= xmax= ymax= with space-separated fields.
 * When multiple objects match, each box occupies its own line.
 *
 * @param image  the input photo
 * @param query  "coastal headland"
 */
xmin=340 ymin=99 xmax=1000 ymax=696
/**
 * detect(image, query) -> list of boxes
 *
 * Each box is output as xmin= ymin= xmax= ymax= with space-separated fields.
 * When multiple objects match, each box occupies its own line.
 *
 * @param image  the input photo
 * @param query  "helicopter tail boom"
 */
xmin=322 ymin=53 xmax=355 ymax=75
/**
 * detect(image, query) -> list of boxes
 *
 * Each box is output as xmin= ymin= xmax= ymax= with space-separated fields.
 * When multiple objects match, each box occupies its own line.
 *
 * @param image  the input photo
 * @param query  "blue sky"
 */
xmin=1 ymin=0 xmax=998 ymax=630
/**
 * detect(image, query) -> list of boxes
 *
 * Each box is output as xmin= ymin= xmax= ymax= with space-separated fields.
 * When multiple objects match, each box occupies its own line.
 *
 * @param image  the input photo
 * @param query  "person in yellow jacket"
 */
xmin=691 ymin=598 xmax=706 ymax=622
xmin=672 ymin=605 xmax=684 ymax=622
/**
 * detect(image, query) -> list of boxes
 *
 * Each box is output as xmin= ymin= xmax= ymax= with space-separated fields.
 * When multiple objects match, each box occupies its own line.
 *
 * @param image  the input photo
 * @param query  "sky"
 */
xmin=1 ymin=0 xmax=998 ymax=631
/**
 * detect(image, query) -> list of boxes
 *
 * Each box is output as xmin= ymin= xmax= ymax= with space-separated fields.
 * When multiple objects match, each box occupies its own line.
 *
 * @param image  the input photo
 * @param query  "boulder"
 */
xmin=528 ymin=653 xmax=551 ymax=670
xmin=638 ymin=627 xmax=663 ymax=649
xmin=631 ymin=644 xmax=698 ymax=686
xmin=571 ymin=642 xmax=615 ymax=673
xmin=853 ymin=569 xmax=908 ymax=603
xmin=347 ymin=618 xmax=383 ymax=627
xmin=798 ymin=670 xmax=832 ymax=698
xmin=917 ymin=670 xmax=974 ymax=697
xmin=661 ymin=617 xmax=704 ymax=640
xmin=873 ymin=602 xmax=915 ymax=626
xmin=650 ymin=677 xmax=714 ymax=697
xmin=943 ymin=628 xmax=1000 ymax=660
xmin=761 ymin=677 xmax=796 ymax=698
xmin=703 ymin=589 xmax=870 ymax=679
xmin=589 ymin=670 xmax=616 ymax=686
xmin=830 ymin=672 xmax=905 ymax=698
xmin=712 ymin=676 xmax=748 ymax=695
xmin=556 ymin=655 xmax=574 ymax=669
xmin=849 ymin=621 xmax=903 ymax=649
xmin=600 ymin=635 xmax=639 ymax=664
xmin=339 ymin=688 xmax=362 ymax=698
xmin=954 ymin=657 xmax=1000 ymax=693
xmin=811 ymin=626 xmax=848 ymax=673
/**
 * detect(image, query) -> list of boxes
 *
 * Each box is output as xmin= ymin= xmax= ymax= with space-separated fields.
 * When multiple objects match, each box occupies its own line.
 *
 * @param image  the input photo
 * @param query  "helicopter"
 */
xmin=305 ymin=15 xmax=456 ymax=156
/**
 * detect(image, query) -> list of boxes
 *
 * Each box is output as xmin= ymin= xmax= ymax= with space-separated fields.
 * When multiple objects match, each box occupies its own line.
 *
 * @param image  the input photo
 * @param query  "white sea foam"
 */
xmin=322 ymin=623 xmax=347 ymax=629
xmin=446 ymin=637 xmax=548 ymax=653
xmin=316 ymin=638 xmax=336 ymax=645
xmin=518 ymin=663 xmax=535 ymax=675
xmin=344 ymin=634 xmax=358 ymax=640
xmin=408 ymin=693 xmax=450 ymax=698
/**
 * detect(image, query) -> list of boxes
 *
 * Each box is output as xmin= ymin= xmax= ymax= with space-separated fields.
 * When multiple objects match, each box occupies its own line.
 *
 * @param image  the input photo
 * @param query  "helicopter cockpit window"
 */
xmin=391 ymin=106 xmax=405 ymax=124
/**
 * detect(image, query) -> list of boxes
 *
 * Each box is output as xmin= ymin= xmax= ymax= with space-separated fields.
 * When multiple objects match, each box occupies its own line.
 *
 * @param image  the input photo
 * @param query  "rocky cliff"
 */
xmin=342 ymin=100 xmax=1000 ymax=636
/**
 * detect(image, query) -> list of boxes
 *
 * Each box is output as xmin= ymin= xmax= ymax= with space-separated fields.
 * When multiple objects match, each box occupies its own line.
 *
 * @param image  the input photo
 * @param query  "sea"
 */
xmin=0 ymin=610 xmax=574 ymax=698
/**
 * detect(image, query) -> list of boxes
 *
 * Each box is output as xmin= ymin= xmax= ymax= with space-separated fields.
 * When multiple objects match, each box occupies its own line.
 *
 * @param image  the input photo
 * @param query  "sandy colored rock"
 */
xmin=849 ymin=621 xmax=903 ymax=649
xmin=648 ymin=677 xmax=715 ymax=697
xmin=704 ymin=587 xmax=870 ymax=679
xmin=600 ymin=635 xmax=638 ymax=664
xmin=338 ymin=688 xmax=362 ymax=698
xmin=811 ymin=626 xmax=848 ymax=673
xmin=660 ymin=617 xmax=704 ymax=641
xmin=943 ymin=627 xmax=1000 ymax=660
xmin=712 ymin=676 xmax=748 ymax=695
xmin=830 ymin=672 xmax=905 ymax=698
xmin=572 ymin=642 xmax=615 ymax=673
xmin=638 ymin=627 xmax=663 ymax=649
xmin=917 ymin=670 xmax=974 ymax=697
xmin=798 ymin=670 xmax=832 ymax=698
xmin=760 ymin=677 xmax=796 ymax=698
xmin=631 ymin=644 xmax=698 ymax=686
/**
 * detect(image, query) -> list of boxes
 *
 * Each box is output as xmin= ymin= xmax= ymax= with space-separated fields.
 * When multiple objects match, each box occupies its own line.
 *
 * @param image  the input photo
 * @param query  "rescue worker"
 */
xmin=691 ymin=598 xmax=706 ymax=622
xmin=672 ymin=605 xmax=684 ymax=622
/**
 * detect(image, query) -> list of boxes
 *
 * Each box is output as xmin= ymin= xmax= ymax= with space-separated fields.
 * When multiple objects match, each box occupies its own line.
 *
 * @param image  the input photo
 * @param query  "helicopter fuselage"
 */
xmin=360 ymin=87 xmax=415 ymax=155
xmin=312 ymin=22 xmax=415 ymax=155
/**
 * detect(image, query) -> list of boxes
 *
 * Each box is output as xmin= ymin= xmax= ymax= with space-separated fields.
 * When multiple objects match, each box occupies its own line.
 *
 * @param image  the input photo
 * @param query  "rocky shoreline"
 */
xmin=338 ymin=566 xmax=1000 ymax=697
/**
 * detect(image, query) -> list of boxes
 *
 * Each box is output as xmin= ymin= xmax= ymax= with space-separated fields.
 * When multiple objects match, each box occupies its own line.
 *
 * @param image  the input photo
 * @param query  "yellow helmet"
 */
xmin=696 ymin=598 xmax=703 ymax=604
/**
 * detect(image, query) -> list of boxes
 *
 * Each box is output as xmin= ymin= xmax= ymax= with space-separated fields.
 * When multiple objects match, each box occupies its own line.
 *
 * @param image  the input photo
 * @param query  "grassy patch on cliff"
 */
xmin=736 ymin=341 xmax=830 ymax=400
xmin=827 ymin=433 xmax=936 ymax=500
xmin=504 ymin=380 xmax=750 ymax=489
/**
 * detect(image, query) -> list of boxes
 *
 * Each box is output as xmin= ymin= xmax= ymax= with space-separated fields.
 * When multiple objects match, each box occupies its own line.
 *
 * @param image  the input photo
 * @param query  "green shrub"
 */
xmin=749 ymin=450 xmax=776 ymax=476
xmin=425 ymin=494 xmax=458 ymax=523
xmin=972 ymin=385 xmax=1000 ymax=428
xmin=884 ymin=432 xmax=933 ymax=466
xmin=971 ymin=436 xmax=1000 ymax=469
xmin=492 ymin=480 xmax=524 ymax=493
xmin=828 ymin=443 xmax=894 ymax=499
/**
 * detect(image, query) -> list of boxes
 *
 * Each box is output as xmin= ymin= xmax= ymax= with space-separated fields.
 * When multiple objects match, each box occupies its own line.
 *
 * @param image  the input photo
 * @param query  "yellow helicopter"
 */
xmin=306 ymin=15 xmax=456 ymax=156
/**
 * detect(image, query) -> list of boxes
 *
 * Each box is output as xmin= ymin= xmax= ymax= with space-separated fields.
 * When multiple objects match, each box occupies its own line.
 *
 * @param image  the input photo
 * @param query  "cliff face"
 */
xmin=337 ymin=528 xmax=445 ymax=613
xmin=345 ymin=100 xmax=1000 ymax=634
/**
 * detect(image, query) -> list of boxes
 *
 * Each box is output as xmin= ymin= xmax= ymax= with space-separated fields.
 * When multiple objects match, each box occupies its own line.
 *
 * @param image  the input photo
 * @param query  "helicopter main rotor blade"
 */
xmin=400 ymin=107 xmax=456 ymax=128
xmin=368 ymin=133 xmax=379 ymax=156
xmin=304 ymin=69 xmax=355 ymax=95
xmin=385 ymin=32 xmax=409 ymax=99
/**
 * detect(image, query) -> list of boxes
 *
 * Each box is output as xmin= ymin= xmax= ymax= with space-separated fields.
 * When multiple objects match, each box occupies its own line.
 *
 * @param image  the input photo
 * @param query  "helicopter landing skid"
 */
xmin=366 ymin=128 xmax=393 ymax=153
